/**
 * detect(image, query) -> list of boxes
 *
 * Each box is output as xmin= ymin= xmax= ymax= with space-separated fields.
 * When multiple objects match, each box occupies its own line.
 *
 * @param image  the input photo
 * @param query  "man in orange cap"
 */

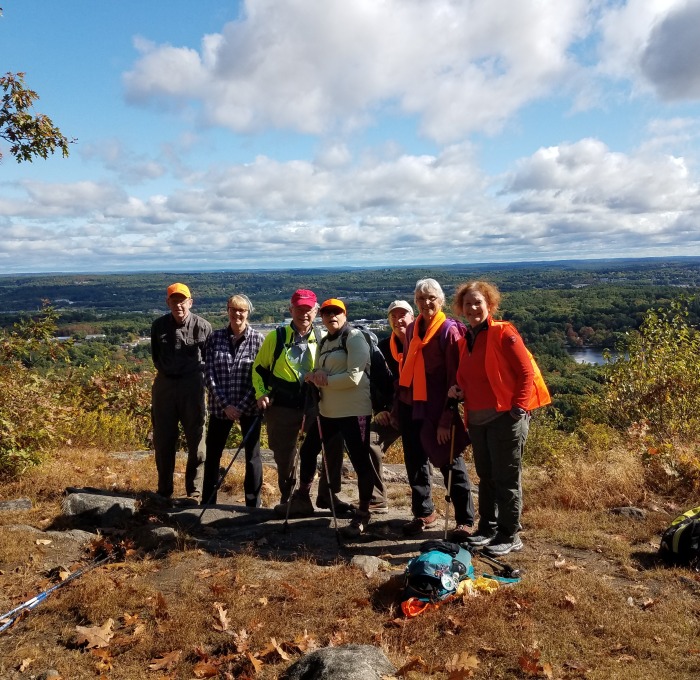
xmin=151 ymin=282 xmax=212 ymax=504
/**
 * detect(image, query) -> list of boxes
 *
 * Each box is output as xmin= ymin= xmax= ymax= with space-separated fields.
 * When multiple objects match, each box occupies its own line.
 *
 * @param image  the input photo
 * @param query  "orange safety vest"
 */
xmin=464 ymin=319 xmax=551 ymax=412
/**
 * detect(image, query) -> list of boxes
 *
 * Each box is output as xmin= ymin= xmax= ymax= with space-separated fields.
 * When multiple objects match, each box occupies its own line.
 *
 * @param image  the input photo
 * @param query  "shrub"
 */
xmin=602 ymin=298 xmax=700 ymax=441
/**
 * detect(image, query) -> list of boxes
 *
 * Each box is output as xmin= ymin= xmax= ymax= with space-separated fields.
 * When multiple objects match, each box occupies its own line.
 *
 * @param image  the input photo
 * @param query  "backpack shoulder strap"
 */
xmin=269 ymin=325 xmax=287 ymax=373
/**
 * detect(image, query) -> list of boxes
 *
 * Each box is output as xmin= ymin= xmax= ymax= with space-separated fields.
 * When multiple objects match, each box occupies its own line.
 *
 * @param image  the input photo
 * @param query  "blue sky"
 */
xmin=2 ymin=0 xmax=700 ymax=273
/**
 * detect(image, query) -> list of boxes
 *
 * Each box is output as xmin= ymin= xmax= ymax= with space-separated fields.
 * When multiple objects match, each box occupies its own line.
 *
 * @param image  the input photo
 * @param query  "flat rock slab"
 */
xmin=283 ymin=644 xmax=396 ymax=680
xmin=0 ymin=498 xmax=32 ymax=512
xmin=62 ymin=492 xmax=138 ymax=527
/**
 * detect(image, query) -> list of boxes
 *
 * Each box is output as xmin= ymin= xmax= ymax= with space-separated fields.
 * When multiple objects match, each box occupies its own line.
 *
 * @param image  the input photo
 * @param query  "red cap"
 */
xmin=290 ymin=289 xmax=317 ymax=307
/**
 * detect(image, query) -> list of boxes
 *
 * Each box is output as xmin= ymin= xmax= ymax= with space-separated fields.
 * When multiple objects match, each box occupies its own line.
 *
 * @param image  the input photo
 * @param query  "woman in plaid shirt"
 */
xmin=203 ymin=294 xmax=264 ymax=506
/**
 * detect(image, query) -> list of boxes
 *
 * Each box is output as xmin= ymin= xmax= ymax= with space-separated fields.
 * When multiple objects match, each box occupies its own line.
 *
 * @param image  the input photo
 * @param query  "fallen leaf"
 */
xmin=91 ymin=648 xmax=113 ymax=672
xmin=36 ymin=539 xmax=52 ymax=546
xmin=641 ymin=598 xmax=656 ymax=610
xmin=245 ymin=652 xmax=263 ymax=674
xmin=280 ymin=582 xmax=302 ymax=598
xmin=554 ymin=557 xmax=567 ymax=568
xmin=155 ymin=592 xmax=169 ymax=620
xmin=212 ymin=602 xmax=230 ymax=632
xmin=616 ymin=654 xmax=636 ymax=663
xmin=17 ymin=658 xmax=33 ymax=672
xmin=74 ymin=618 xmax=115 ymax=649
xmin=122 ymin=612 xmax=140 ymax=626
xmin=445 ymin=652 xmax=480 ymax=679
xmin=258 ymin=637 xmax=290 ymax=661
xmin=232 ymin=628 xmax=250 ymax=653
xmin=148 ymin=650 xmax=182 ymax=671
xmin=563 ymin=594 xmax=577 ymax=608
xmin=395 ymin=656 xmax=428 ymax=676
xmin=257 ymin=596 xmax=268 ymax=606
xmin=193 ymin=661 xmax=219 ymax=678
xmin=290 ymin=629 xmax=318 ymax=653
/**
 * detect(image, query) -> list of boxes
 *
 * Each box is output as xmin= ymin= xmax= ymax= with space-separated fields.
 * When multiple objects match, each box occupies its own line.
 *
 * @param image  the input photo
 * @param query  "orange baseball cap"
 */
xmin=320 ymin=298 xmax=347 ymax=313
xmin=166 ymin=283 xmax=191 ymax=298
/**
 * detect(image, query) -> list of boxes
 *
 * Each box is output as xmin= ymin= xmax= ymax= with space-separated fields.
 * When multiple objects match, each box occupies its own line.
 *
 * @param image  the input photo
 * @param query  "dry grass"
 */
xmin=1 ymin=446 xmax=700 ymax=679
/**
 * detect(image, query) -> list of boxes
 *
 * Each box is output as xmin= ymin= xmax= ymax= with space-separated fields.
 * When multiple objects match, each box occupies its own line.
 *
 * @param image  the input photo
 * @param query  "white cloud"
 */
xmin=5 ymin=137 xmax=700 ymax=271
xmin=597 ymin=0 xmax=700 ymax=101
xmin=123 ymin=0 xmax=588 ymax=142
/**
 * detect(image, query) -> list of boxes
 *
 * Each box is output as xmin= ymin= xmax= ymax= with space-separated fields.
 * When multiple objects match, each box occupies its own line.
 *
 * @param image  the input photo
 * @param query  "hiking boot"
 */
xmin=369 ymin=500 xmax=389 ymax=514
xmin=174 ymin=495 xmax=200 ymax=508
xmin=316 ymin=494 xmax=355 ymax=515
xmin=465 ymin=532 xmax=497 ymax=547
xmin=273 ymin=491 xmax=315 ymax=518
xmin=340 ymin=511 xmax=371 ymax=539
xmin=483 ymin=534 xmax=523 ymax=557
xmin=449 ymin=524 xmax=473 ymax=542
xmin=402 ymin=512 xmax=439 ymax=536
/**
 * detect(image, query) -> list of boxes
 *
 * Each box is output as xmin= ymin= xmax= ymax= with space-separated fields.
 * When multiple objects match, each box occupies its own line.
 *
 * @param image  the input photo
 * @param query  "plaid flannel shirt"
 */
xmin=205 ymin=325 xmax=264 ymax=418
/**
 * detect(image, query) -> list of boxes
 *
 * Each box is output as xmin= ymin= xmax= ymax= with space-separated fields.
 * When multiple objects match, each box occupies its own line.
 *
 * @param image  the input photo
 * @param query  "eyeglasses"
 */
xmin=169 ymin=298 xmax=191 ymax=308
xmin=321 ymin=308 xmax=344 ymax=317
xmin=416 ymin=295 xmax=438 ymax=304
xmin=228 ymin=307 xmax=249 ymax=314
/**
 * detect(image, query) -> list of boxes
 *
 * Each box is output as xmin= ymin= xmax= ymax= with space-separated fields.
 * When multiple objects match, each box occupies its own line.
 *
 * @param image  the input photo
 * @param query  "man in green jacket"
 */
xmin=253 ymin=289 xmax=322 ymax=507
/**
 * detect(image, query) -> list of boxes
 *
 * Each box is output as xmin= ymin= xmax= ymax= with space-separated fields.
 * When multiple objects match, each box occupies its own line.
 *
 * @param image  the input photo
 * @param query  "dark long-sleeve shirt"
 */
xmin=150 ymin=312 xmax=212 ymax=378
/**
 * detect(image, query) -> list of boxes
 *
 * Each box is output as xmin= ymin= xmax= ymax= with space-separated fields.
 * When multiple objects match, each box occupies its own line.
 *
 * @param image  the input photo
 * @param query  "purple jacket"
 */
xmin=397 ymin=317 xmax=468 ymax=467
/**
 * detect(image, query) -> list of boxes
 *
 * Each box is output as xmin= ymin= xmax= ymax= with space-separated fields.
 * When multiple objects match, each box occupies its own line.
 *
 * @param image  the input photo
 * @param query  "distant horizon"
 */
xmin=4 ymin=254 xmax=700 ymax=279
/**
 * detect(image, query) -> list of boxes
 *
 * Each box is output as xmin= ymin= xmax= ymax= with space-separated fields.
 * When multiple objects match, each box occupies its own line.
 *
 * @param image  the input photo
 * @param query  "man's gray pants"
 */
xmin=151 ymin=372 xmax=206 ymax=499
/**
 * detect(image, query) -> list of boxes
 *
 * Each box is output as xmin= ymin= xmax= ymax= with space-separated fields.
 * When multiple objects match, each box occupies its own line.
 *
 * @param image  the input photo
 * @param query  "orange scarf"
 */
xmin=399 ymin=311 xmax=446 ymax=401
xmin=390 ymin=333 xmax=403 ymax=366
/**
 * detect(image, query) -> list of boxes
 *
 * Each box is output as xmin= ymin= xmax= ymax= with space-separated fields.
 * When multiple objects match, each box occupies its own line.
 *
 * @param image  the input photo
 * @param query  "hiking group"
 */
xmin=150 ymin=278 xmax=551 ymax=557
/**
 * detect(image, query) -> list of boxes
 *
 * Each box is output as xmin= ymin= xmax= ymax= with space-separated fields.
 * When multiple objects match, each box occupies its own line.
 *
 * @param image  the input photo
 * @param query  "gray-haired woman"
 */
xmin=397 ymin=278 xmax=475 ymax=538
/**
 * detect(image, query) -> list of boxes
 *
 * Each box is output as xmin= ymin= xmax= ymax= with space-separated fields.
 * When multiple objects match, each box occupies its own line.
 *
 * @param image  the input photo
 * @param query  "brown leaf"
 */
xmin=257 ymin=596 xmax=268 ymax=606
xmin=280 ymin=582 xmax=302 ymax=598
xmin=74 ymin=618 xmax=115 ymax=649
xmin=563 ymin=594 xmax=577 ymax=608
xmin=193 ymin=661 xmax=219 ymax=678
xmin=518 ymin=647 xmax=552 ymax=678
xmin=616 ymin=654 xmax=636 ymax=663
xmin=155 ymin=591 xmax=169 ymax=620
xmin=641 ymin=597 xmax=656 ymax=610
xmin=17 ymin=658 xmax=33 ymax=672
xmin=245 ymin=652 xmax=264 ymax=674
xmin=148 ymin=650 xmax=181 ymax=671
xmin=212 ymin=601 xmax=230 ymax=632
xmin=122 ymin=612 xmax=140 ymax=626
xmin=445 ymin=652 xmax=480 ymax=678
xmin=91 ymin=648 xmax=113 ymax=672
xmin=232 ymin=628 xmax=250 ymax=653
xmin=396 ymin=656 xmax=428 ymax=676
xmin=258 ymin=637 xmax=290 ymax=662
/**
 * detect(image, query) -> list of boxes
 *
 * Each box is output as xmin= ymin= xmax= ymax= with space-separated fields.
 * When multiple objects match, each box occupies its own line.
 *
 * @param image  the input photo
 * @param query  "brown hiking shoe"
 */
xmin=402 ymin=512 xmax=439 ymax=536
xmin=273 ymin=491 xmax=315 ymax=518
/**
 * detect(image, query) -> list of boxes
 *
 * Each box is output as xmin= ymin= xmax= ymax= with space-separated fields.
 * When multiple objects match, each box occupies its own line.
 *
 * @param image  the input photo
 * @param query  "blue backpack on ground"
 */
xmin=404 ymin=540 xmax=475 ymax=603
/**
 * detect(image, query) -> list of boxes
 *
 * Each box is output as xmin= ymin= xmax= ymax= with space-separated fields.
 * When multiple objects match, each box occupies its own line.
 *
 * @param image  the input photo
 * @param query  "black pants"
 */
xmin=399 ymin=401 xmax=475 ymax=525
xmin=202 ymin=414 xmax=262 ymax=506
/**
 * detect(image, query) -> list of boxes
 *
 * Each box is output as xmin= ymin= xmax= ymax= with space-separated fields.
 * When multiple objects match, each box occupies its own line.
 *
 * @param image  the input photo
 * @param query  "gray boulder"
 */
xmin=283 ymin=644 xmax=396 ymax=680
xmin=62 ymin=492 xmax=138 ymax=527
xmin=0 ymin=497 xmax=32 ymax=512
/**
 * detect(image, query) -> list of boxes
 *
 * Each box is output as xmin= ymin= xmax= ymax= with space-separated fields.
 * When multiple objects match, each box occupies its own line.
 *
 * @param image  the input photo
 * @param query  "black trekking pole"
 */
xmin=192 ymin=412 xmax=263 ymax=528
xmin=315 ymin=414 xmax=341 ymax=546
xmin=283 ymin=411 xmax=306 ymax=533
xmin=466 ymin=545 xmax=522 ymax=580
xmin=0 ymin=555 xmax=110 ymax=634
xmin=443 ymin=398 xmax=459 ymax=540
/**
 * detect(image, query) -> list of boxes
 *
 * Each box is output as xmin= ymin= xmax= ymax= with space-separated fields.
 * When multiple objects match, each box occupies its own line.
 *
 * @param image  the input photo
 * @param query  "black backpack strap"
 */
xmin=258 ymin=325 xmax=287 ymax=390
